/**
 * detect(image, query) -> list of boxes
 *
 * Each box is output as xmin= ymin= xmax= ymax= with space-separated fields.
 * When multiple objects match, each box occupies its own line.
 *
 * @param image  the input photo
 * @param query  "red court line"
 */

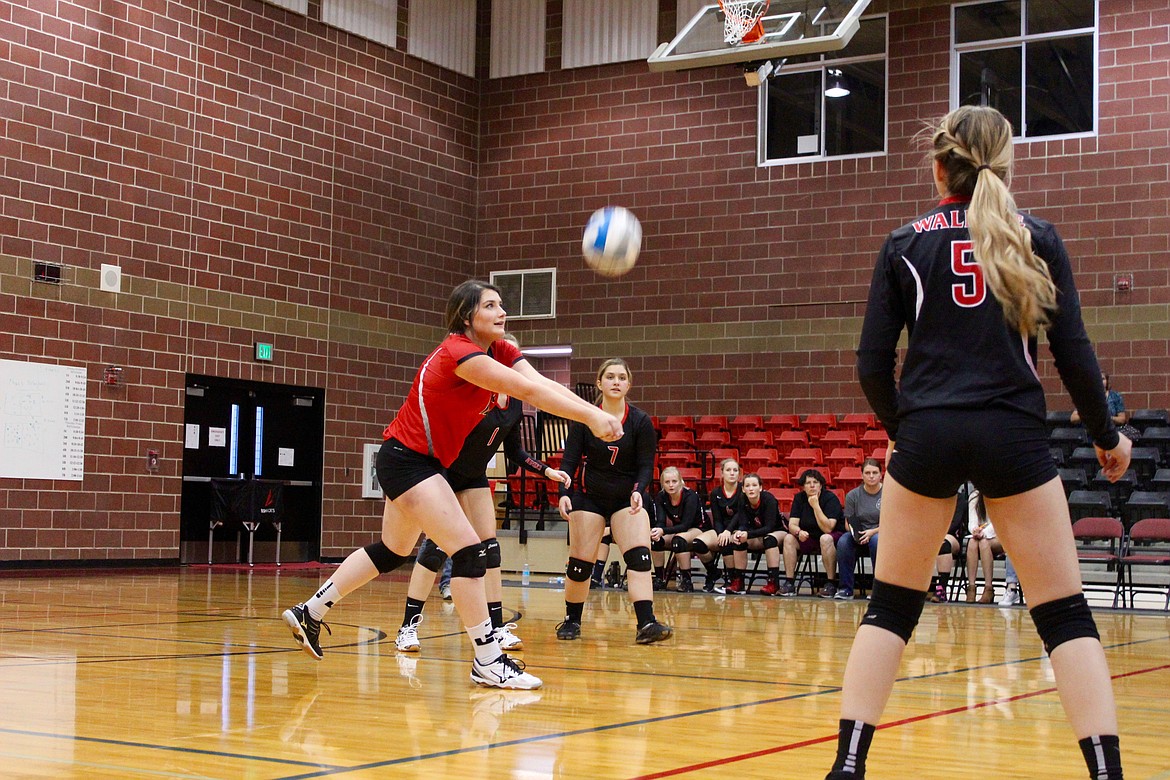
xmin=632 ymin=662 xmax=1170 ymax=779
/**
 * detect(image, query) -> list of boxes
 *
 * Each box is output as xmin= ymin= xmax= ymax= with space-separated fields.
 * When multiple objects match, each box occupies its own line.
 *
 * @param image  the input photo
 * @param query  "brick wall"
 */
xmin=1 ymin=0 xmax=476 ymax=561
xmin=1 ymin=0 xmax=1168 ymax=562
xmin=484 ymin=0 xmax=1170 ymax=418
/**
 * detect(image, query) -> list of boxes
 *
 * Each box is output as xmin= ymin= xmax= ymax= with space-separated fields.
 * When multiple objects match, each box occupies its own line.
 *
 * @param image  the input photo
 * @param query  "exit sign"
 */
xmin=255 ymin=342 xmax=274 ymax=362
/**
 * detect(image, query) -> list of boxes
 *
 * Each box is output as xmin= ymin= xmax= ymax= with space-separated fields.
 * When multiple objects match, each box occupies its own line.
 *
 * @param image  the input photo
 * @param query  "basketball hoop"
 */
xmin=718 ymin=0 xmax=770 ymax=45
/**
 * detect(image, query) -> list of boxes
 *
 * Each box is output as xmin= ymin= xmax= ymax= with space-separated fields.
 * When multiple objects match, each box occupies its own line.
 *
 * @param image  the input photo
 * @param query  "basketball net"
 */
xmin=718 ymin=0 xmax=770 ymax=45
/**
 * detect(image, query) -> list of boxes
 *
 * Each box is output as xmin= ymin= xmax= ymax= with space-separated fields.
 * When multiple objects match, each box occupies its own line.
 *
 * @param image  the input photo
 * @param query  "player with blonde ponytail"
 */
xmin=826 ymin=106 xmax=1132 ymax=780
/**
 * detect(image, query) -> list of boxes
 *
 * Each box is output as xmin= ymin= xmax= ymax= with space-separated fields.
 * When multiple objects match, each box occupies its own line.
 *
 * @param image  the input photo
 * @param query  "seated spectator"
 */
xmin=835 ymin=458 xmax=882 ymax=600
xmin=965 ymin=485 xmax=1001 ymax=603
xmin=727 ymin=473 xmax=787 ymax=595
xmin=929 ymin=483 xmax=969 ymax=602
xmin=695 ymin=458 xmax=743 ymax=592
xmin=998 ymin=555 xmax=1022 ymax=606
xmin=1071 ymin=371 xmax=1128 ymax=425
xmin=781 ymin=468 xmax=846 ymax=597
xmin=650 ymin=466 xmax=704 ymax=592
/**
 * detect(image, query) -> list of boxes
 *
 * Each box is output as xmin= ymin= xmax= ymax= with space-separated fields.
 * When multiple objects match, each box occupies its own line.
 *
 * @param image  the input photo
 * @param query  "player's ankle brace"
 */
xmin=861 ymin=579 xmax=927 ymax=643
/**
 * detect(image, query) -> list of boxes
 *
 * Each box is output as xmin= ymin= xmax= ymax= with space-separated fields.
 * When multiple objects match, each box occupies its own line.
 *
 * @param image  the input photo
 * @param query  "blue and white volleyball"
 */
xmin=582 ymin=206 xmax=641 ymax=277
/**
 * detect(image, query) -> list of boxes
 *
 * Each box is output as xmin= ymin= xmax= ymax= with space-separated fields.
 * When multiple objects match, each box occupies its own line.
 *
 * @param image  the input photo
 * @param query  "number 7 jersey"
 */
xmin=856 ymin=196 xmax=1116 ymax=449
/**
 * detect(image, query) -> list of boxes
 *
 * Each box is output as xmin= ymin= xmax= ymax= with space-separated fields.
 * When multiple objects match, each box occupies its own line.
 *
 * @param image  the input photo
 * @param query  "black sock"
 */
xmin=938 ymin=572 xmax=950 ymax=589
xmin=488 ymin=601 xmax=503 ymax=630
xmin=1079 ymin=734 xmax=1123 ymax=779
xmin=565 ymin=600 xmax=584 ymax=623
xmin=830 ymin=719 xmax=875 ymax=777
xmin=593 ymin=560 xmax=605 ymax=580
xmin=402 ymin=597 xmax=425 ymax=627
xmin=767 ymin=566 xmax=780 ymax=583
xmin=633 ymin=599 xmax=655 ymax=628
xmin=654 ymin=566 xmax=665 ymax=580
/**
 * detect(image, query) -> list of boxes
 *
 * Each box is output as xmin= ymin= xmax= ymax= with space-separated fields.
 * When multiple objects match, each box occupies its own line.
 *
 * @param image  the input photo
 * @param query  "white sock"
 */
xmin=466 ymin=618 xmax=502 ymax=664
xmin=306 ymin=580 xmax=341 ymax=620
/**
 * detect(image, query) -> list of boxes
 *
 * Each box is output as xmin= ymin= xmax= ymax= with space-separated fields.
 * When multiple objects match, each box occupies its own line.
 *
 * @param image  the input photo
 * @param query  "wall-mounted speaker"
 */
xmin=100 ymin=263 xmax=122 ymax=292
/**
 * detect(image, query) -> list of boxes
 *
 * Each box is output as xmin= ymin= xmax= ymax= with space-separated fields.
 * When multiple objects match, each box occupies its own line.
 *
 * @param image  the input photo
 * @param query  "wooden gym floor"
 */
xmin=0 ymin=567 xmax=1167 ymax=779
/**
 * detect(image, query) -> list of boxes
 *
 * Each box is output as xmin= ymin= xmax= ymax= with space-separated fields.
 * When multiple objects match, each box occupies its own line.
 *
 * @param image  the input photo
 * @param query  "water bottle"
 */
xmin=521 ymin=564 xmax=530 ymax=586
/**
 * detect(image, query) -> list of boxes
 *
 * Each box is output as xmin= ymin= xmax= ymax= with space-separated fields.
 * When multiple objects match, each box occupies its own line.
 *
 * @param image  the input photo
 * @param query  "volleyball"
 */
xmin=582 ymin=206 xmax=641 ymax=277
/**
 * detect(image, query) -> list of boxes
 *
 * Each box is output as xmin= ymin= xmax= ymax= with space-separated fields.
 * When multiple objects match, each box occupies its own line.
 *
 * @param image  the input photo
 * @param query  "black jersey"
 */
xmin=857 ymin=197 xmax=1118 ymax=450
xmin=447 ymin=399 xmax=546 ymax=482
xmin=653 ymin=487 xmax=702 ymax=534
xmin=732 ymin=491 xmax=782 ymax=538
xmin=789 ymin=489 xmax=845 ymax=538
xmin=709 ymin=483 xmax=744 ymax=534
xmin=559 ymin=403 xmax=656 ymax=502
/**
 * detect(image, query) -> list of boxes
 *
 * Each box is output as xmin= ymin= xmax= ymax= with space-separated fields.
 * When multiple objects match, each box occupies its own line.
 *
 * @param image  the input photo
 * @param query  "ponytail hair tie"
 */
xmin=976 ymin=164 xmax=991 ymax=172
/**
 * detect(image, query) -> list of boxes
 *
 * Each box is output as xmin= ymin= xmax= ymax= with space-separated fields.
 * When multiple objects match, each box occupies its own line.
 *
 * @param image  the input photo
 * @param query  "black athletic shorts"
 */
xmin=376 ymin=438 xmax=445 ymax=500
xmin=570 ymin=491 xmax=639 ymax=520
xmin=888 ymin=407 xmax=1058 ymax=499
xmin=446 ymin=471 xmax=489 ymax=493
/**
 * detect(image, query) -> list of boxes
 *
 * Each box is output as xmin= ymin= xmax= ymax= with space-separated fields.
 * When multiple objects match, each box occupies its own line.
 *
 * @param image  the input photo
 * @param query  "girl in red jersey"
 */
xmin=282 ymin=281 xmax=619 ymax=690
xmin=825 ymin=107 xmax=1131 ymax=779
xmin=555 ymin=358 xmax=672 ymax=644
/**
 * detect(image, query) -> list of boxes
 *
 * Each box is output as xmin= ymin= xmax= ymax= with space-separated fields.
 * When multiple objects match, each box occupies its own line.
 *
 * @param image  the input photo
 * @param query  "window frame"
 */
xmin=950 ymin=0 xmax=1099 ymax=141
xmin=757 ymin=13 xmax=889 ymax=167
xmin=489 ymin=268 xmax=557 ymax=320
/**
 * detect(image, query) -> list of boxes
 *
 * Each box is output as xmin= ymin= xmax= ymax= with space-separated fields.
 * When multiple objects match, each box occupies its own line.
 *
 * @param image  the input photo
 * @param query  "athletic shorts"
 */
xmin=800 ymin=531 xmax=843 ymax=555
xmin=446 ymin=471 xmax=489 ymax=494
xmin=570 ymin=491 xmax=638 ymax=520
xmin=888 ymin=407 xmax=1058 ymax=500
xmin=376 ymin=438 xmax=445 ymax=500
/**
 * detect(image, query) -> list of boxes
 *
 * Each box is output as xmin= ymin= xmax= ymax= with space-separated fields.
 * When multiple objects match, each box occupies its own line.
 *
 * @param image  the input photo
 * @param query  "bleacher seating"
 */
xmin=659 ymin=430 xmax=695 ymax=447
xmin=833 ymin=466 xmax=863 ymax=493
xmin=1140 ymin=426 xmax=1170 ymax=462
xmin=1067 ymin=490 xmax=1112 ymax=522
xmin=694 ymin=415 xmax=729 ymax=437
xmin=1049 ymin=427 xmax=1089 ymax=459
xmin=1057 ymin=467 xmax=1088 ymax=496
xmin=739 ymin=430 xmax=774 ymax=449
xmin=775 ymin=430 xmax=809 ymax=458
xmin=659 ymin=416 xmax=693 ymax=437
xmin=729 ymin=415 xmax=763 ymax=440
xmin=696 ymin=430 xmax=731 ymax=448
xmin=1130 ymin=409 xmax=1170 ymax=432
xmin=1090 ymin=468 xmax=1139 ymax=508
xmin=860 ymin=429 xmax=889 ymax=450
xmin=1046 ymin=409 xmax=1073 ymax=432
xmin=839 ymin=413 xmax=877 ymax=439
xmin=1122 ymin=491 xmax=1170 ymax=529
xmin=786 ymin=447 xmax=823 ymax=473
xmin=803 ymin=414 xmax=837 ymax=440
xmin=820 ymin=430 xmax=857 ymax=449
xmin=756 ymin=466 xmax=790 ymax=488
xmin=763 ymin=414 xmax=801 ymax=437
xmin=769 ymin=487 xmax=797 ymax=515
xmin=825 ymin=447 xmax=864 ymax=472
xmin=710 ymin=447 xmax=740 ymax=465
xmin=741 ymin=447 xmax=779 ymax=473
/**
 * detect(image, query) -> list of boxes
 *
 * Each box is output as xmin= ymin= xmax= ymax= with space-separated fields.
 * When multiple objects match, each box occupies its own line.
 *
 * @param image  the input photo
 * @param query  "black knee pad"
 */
xmin=938 ymin=539 xmax=953 ymax=556
xmin=566 ymin=556 xmax=593 ymax=582
xmin=623 ymin=546 xmax=652 ymax=572
xmin=763 ymin=535 xmax=780 ymax=550
xmin=691 ymin=539 xmax=709 ymax=554
xmin=414 ymin=537 xmax=449 ymax=573
xmin=365 ymin=541 xmax=412 ymax=574
xmin=732 ymin=541 xmax=749 ymax=552
xmin=600 ymin=533 xmax=613 ymax=545
xmin=670 ymin=536 xmax=690 ymax=553
xmin=1030 ymin=593 xmax=1100 ymax=654
xmin=483 ymin=537 xmax=501 ymax=569
xmin=449 ymin=543 xmax=488 ymax=579
xmin=861 ymin=579 xmax=928 ymax=644
xmin=650 ymin=537 xmax=666 ymax=552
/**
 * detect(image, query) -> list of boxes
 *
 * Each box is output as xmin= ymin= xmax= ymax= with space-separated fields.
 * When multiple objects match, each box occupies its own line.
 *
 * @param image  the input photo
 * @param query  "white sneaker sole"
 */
xmin=470 ymin=670 xmax=543 ymax=690
xmin=396 ymin=641 xmax=421 ymax=653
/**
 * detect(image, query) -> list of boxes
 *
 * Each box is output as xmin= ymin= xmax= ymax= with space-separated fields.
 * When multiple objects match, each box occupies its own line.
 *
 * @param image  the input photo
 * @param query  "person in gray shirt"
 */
xmin=836 ymin=458 xmax=883 ymax=599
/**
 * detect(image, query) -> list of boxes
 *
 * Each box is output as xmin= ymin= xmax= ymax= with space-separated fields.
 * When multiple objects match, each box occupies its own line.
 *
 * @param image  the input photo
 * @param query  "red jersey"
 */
xmin=383 ymin=334 xmax=524 ymax=467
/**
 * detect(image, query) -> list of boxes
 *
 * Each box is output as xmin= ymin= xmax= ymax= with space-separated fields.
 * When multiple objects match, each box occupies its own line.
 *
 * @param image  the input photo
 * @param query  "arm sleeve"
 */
xmin=632 ymin=414 xmax=657 ymax=496
xmin=651 ymin=493 xmax=667 ymax=530
xmin=857 ymin=237 xmax=907 ymax=440
xmin=502 ymin=423 xmax=547 ymax=476
xmin=558 ymin=422 xmax=586 ymax=498
xmin=747 ymin=495 xmax=781 ymax=538
xmin=676 ymin=491 xmax=701 ymax=532
xmin=1038 ymin=224 xmax=1119 ymax=450
xmin=712 ymin=496 xmax=732 ymax=534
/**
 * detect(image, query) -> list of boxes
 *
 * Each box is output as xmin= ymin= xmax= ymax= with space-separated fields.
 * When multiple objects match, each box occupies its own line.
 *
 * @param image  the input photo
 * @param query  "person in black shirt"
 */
xmin=650 ymin=466 xmax=704 ymax=592
xmin=697 ymin=458 xmax=743 ymax=592
xmin=556 ymin=359 xmax=672 ymax=644
xmin=781 ymin=468 xmax=845 ymax=597
xmin=826 ymin=106 xmax=1131 ymax=780
xmin=727 ymin=473 xmax=787 ymax=595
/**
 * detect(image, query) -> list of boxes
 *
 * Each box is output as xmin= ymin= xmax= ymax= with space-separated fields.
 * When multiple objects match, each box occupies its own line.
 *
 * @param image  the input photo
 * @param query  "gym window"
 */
xmin=760 ymin=15 xmax=888 ymax=165
xmin=952 ymin=0 xmax=1097 ymax=139
xmin=490 ymin=268 xmax=556 ymax=320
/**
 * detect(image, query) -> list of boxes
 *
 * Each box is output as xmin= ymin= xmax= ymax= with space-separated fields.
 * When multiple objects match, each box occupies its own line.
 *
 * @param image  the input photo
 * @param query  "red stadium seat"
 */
xmin=660 ymin=430 xmax=694 ymax=447
xmin=763 ymin=414 xmax=801 ymax=438
xmin=825 ymin=447 xmax=865 ymax=473
xmin=729 ymin=415 xmax=763 ymax=440
xmin=833 ymin=466 xmax=863 ymax=493
xmin=861 ymin=429 xmax=890 ymax=450
xmin=802 ymin=414 xmax=837 ymax=440
xmin=839 ymin=413 xmax=877 ymax=439
xmin=739 ymin=430 xmax=775 ymax=449
xmin=769 ymin=487 xmax=798 ymax=515
xmin=711 ymin=447 xmax=740 ymax=465
xmin=741 ymin=447 xmax=780 ymax=473
xmin=786 ymin=447 xmax=823 ymax=474
xmin=819 ymin=430 xmax=857 ymax=449
xmin=756 ymin=466 xmax=791 ymax=488
xmin=774 ymin=430 xmax=809 ymax=458
xmin=697 ymin=430 xmax=731 ymax=448
xmin=694 ymin=415 xmax=729 ymax=437
xmin=659 ymin=416 xmax=694 ymax=437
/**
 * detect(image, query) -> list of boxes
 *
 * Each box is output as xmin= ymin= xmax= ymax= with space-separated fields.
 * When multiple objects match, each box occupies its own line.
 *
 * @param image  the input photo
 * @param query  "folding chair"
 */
xmin=1118 ymin=517 xmax=1170 ymax=609
xmin=1122 ymin=491 xmax=1170 ymax=529
xmin=1071 ymin=516 xmax=1125 ymax=607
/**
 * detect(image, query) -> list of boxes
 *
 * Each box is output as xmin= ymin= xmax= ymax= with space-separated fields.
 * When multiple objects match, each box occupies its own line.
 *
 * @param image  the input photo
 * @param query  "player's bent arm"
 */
xmin=457 ymin=355 xmax=618 ymax=439
xmin=513 ymin=360 xmax=597 ymax=409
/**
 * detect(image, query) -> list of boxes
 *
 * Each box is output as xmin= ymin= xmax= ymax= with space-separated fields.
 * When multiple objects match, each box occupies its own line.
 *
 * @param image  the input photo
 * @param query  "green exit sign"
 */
xmin=255 ymin=342 xmax=274 ymax=362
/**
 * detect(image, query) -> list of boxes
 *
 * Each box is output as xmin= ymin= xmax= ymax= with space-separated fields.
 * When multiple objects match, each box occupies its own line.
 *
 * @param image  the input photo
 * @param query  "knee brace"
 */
xmin=623 ymin=546 xmax=652 ymax=573
xmin=763 ymin=534 xmax=780 ymax=550
xmin=365 ymin=541 xmax=412 ymax=574
xmin=861 ymin=579 xmax=928 ymax=644
xmin=482 ymin=537 xmax=501 ymax=569
xmin=414 ymin=538 xmax=449 ymax=573
xmin=732 ymin=541 xmax=749 ymax=552
xmin=600 ymin=533 xmax=614 ymax=545
xmin=1030 ymin=593 xmax=1099 ymax=654
xmin=449 ymin=543 xmax=488 ymax=579
xmin=691 ymin=539 xmax=709 ymax=554
xmin=650 ymin=537 xmax=667 ymax=552
xmin=670 ymin=536 xmax=690 ymax=553
xmin=566 ymin=556 xmax=593 ymax=582
xmin=938 ymin=539 xmax=953 ymax=556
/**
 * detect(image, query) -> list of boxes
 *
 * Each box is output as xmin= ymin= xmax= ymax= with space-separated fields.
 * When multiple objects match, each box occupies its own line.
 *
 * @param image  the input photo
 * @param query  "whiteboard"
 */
xmin=0 ymin=359 xmax=87 ymax=480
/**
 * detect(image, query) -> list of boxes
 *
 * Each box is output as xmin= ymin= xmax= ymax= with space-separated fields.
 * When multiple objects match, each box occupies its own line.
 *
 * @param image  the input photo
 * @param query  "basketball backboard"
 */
xmin=647 ymin=1 xmax=871 ymax=72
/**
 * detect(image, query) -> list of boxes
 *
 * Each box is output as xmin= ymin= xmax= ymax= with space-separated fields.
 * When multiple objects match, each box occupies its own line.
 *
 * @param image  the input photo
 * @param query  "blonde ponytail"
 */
xmin=931 ymin=106 xmax=1057 ymax=334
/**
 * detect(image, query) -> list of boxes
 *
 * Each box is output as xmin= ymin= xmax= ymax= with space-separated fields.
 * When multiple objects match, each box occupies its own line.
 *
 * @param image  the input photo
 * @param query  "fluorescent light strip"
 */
xmin=522 ymin=345 xmax=573 ymax=357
